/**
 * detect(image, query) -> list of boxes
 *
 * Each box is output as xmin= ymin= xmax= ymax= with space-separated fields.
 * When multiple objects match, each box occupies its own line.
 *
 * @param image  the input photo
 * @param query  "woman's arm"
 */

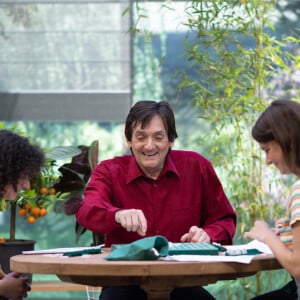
xmin=245 ymin=220 xmax=300 ymax=279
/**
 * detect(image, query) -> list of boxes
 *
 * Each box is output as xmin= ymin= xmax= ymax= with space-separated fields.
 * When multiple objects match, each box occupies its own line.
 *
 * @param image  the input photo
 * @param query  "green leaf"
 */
xmin=46 ymin=146 xmax=81 ymax=161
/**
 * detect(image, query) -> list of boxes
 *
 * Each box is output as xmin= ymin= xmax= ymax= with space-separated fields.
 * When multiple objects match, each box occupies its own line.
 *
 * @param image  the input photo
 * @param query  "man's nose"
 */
xmin=144 ymin=138 xmax=155 ymax=148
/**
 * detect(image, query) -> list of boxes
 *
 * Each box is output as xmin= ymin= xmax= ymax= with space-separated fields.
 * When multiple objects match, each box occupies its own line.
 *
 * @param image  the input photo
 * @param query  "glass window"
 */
xmin=0 ymin=1 xmax=132 ymax=121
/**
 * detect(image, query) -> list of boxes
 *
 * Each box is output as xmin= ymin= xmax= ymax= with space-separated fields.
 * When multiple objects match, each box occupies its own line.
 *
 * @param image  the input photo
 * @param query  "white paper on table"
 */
xmin=159 ymin=240 xmax=273 ymax=264
xmin=242 ymin=239 xmax=273 ymax=254
xmin=160 ymin=254 xmax=256 ymax=264
xmin=22 ymin=245 xmax=103 ymax=255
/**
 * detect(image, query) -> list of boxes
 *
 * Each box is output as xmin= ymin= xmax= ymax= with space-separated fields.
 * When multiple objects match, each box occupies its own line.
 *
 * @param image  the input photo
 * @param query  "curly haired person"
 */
xmin=0 ymin=129 xmax=44 ymax=300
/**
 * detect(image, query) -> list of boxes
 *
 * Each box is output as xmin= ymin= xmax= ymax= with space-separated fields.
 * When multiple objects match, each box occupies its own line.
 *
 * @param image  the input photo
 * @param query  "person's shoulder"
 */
xmin=291 ymin=180 xmax=300 ymax=192
xmin=92 ymin=155 xmax=131 ymax=172
xmin=100 ymin=155 xmax=131 ymax=167
xmin=171 ymin=149 xmax=210 ymax=163
xmin=170 ymin=150 xmax=215 ymax=176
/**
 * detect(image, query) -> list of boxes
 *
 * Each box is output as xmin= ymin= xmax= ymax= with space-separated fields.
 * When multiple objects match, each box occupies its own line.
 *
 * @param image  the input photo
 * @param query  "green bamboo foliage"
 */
xmin=180 ymin=0 xmax=300 ymax=242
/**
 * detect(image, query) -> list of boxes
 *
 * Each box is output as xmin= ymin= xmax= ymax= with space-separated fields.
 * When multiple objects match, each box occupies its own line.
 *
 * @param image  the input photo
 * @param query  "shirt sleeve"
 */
xmin=199 ymin=160 xmax=237 ymax=245
xmin=75 ymin=162 xmax=121 ymax=235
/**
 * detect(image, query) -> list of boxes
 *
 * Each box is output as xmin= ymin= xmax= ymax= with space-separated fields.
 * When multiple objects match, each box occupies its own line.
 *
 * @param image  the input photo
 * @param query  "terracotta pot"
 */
xmin=0 ymin=239 xmax=35 ymax=281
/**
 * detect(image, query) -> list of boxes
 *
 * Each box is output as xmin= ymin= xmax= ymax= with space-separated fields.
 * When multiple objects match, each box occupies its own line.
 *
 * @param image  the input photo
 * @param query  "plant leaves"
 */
xmin=46 ymin=146 xmax=81 ymax=161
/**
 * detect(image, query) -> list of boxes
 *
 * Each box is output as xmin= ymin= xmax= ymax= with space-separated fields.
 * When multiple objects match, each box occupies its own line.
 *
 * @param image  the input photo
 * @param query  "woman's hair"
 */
xmin=124 ymin=100 xmax=178 ymax=142
xmin=252 ymin=99 xmax=300 ymax=174
xmin=0 ymin=130 xmax=44 ymax=198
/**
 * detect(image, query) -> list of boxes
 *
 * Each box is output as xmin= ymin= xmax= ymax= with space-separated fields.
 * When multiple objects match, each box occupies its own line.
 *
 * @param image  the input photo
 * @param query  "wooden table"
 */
xmin=10 ymin=250 xmax=282 ymax=300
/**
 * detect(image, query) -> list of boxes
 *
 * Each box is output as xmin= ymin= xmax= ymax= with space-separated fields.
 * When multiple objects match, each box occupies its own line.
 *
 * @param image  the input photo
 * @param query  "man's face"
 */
xmin=4 ymin=177 xmax=30 ymax=200
xmin=127 ymin=115 xmax=173 ymax=179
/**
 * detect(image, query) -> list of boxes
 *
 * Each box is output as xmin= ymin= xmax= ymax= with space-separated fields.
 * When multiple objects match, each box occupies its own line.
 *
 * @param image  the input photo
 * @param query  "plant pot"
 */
xmin=0 ymin=239 xmax=35 ymax=281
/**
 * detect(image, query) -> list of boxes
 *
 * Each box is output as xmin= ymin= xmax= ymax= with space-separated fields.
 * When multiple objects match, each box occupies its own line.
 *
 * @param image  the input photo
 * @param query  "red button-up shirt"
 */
xmin=76 ymin=150 xmax=236 ymax=246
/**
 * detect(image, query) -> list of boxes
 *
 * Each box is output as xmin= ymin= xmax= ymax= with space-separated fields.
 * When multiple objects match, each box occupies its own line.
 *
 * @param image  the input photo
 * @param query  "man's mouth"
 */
xmin=143 ymin=152 xmax=157 ymax=158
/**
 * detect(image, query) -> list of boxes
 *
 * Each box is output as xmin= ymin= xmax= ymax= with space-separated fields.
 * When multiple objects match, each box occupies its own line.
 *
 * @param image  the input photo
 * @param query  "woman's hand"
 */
xmin=244 ymin=220 xmax=275 ymax=242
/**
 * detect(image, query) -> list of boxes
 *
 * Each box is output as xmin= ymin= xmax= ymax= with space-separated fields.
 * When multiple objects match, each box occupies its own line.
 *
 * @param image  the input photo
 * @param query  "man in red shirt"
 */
xmin=76 ymin=100 xmax=236 ymax=300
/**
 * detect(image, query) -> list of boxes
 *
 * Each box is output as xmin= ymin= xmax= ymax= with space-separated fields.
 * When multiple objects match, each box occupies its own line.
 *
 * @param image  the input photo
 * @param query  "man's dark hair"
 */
xmin=0 ymin=130 xmax=44 ymax=198
xmin=125 ymin=100 xmax=178 ymax=142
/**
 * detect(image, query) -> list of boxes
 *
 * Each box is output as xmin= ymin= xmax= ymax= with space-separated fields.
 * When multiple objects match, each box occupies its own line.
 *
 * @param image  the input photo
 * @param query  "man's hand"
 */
xmin=115 ymin=209 xmax=147 ymax=236
xmin=180 ymin=225 xmax=211 ymax=243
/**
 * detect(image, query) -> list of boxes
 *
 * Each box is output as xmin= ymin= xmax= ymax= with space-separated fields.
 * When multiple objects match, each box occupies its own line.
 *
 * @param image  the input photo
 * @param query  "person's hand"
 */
xmin=275 ymin=218 xmax=284 ymax=228
xmin=274 ymin=218 xmax=284 ymax=235
xmin=244 ymin=220 xmax=275 ymax=242
xmin=180 ymin=225 xmax=211 ymax=243
xmin=115 ymin=209 xmax=147 ymax=236
xmin=0 ymin=272 xmax=31 ymax=299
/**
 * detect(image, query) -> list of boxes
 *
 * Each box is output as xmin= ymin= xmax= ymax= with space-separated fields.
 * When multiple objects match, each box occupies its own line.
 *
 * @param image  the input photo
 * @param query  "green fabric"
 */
xmin=105 ymin=235 xmax=169 ymax=260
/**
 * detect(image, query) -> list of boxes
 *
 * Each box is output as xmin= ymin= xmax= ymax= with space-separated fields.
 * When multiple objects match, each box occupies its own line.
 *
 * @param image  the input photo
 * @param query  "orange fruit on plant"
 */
xmin=27 ymin=216 xmax=36 ymax=224
xmin=18 ymin=208 xmax=27 ymax=217
xmin=39 ymin=207 xmax=47 ymax=216
xmin=24 ymin=203 xmax=32 ymax=209
xmin=30 ymin=207 xmax=40 ymax=218
xmin=39 ymin=187 xmax=48 ymax=195
xmin=49 ymin=187 xmax=56 ymax=195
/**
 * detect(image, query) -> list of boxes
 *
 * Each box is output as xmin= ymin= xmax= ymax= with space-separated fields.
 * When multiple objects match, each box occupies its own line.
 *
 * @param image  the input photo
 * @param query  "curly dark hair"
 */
xmin=0 ymin=130 xmax=44 ymax=198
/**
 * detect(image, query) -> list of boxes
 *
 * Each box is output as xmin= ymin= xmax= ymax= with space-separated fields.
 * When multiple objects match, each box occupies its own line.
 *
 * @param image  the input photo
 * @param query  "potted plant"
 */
xmin=0 ymin=145 xmax=81 ymax=274
xmin=53 ymin=140 xmax=102 ymax=245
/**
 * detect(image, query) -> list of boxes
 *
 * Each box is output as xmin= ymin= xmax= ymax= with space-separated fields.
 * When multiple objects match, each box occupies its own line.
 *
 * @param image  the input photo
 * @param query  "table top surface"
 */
xmin=10 ymin=249 xmax=283 ymax=300
xmin=10 ymin=249 xmax=282 ymax=277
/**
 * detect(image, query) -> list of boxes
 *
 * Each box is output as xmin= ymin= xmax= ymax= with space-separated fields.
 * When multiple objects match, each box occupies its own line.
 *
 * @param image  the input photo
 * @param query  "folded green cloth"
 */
xmin=105 ymin=235 xmax=169 ymax=260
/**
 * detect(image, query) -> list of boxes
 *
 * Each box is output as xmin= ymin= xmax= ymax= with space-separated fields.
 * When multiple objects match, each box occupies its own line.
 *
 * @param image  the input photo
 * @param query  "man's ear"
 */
xmin=126 ymin=139 xmax=132 ymax=148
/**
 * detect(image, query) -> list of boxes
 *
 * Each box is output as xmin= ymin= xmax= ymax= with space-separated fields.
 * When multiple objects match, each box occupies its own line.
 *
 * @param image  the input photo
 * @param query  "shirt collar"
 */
xmin=126 ymin=151 xmax=180 ymax=184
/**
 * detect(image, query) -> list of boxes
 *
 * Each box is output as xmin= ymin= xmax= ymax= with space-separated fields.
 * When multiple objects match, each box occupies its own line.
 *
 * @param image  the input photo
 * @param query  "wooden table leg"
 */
xmin=146 ymin=290 xmax=170 ymax=300
xmin=141 ymin=277 xmax=171 ymax=300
